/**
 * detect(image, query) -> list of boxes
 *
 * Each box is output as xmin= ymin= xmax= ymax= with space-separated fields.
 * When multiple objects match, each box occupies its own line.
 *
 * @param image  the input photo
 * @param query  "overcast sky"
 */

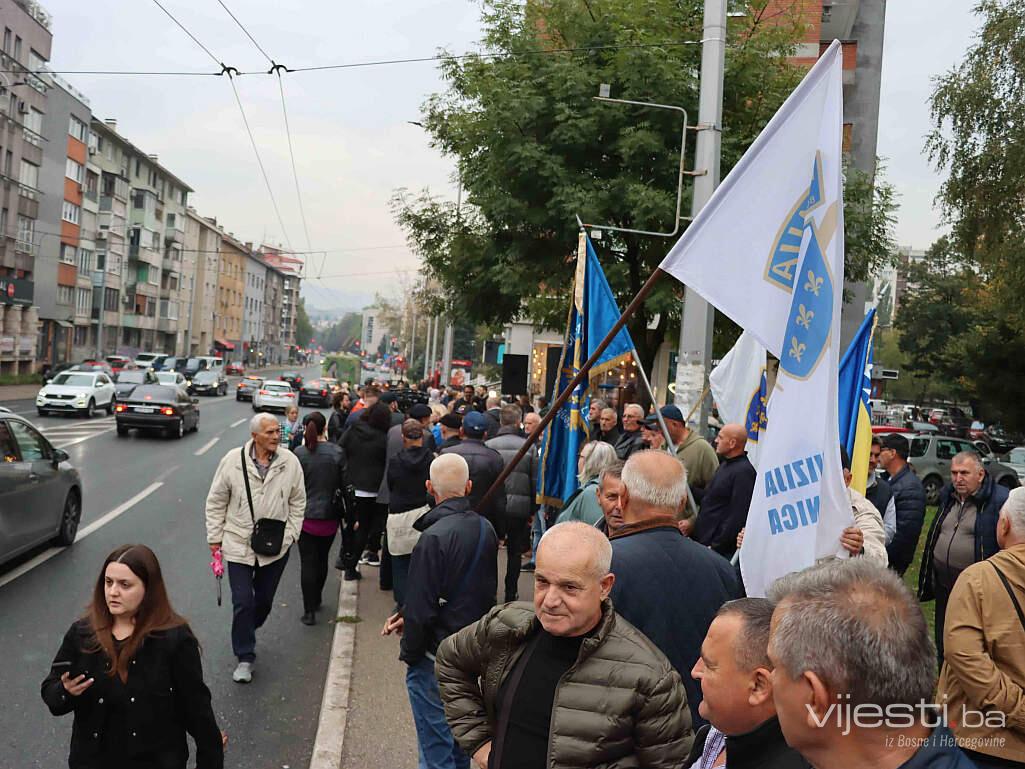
xmin=41 ymin=0 xmax=979 ymax=308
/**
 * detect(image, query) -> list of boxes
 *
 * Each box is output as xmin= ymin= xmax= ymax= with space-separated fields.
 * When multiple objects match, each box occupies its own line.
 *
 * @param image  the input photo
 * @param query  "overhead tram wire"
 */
xmin=149 ymin=0 xmax=224 ymax=68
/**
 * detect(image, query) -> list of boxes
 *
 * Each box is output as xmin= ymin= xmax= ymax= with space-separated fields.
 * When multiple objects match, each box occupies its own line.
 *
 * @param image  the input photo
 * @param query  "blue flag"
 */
xmin=537 ymin=233 xmax=635 ymax=507
xmin=838 ymin=308 xmax=876 ymax=494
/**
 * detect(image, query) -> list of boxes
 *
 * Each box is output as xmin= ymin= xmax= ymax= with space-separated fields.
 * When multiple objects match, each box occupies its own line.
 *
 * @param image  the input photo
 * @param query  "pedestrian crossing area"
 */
xmin=38 ymin=416 xmax=116 ymax=449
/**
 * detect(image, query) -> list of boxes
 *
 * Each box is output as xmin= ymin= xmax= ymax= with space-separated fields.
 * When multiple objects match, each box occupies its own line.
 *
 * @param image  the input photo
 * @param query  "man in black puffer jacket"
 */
xmin=440 ymin=411 xmax=507 ymax=528
xmin=879 ymin=433 xmax=927 ymax=575
xmin=485 ymin=404 xmax=538 ymax=602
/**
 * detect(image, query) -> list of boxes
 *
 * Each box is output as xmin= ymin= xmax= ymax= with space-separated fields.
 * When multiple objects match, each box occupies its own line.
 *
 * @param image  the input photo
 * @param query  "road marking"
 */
xmin=55 ymin=428 xmax=115 ymax=448
xmin=0 ymin=481 xmax=164 ymax=590
xmin=195 ymin=436 xmax=220 ymax=456
xmin=230 ymin=417 xmax=247 ymax=428
xmin=310 ymin=578 xmax=359 ymax=769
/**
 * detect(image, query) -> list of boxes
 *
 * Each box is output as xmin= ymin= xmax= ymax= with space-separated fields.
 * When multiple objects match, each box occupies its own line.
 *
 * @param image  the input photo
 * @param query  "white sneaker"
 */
xmin=233 ymin=661 xmax=253 ymax=683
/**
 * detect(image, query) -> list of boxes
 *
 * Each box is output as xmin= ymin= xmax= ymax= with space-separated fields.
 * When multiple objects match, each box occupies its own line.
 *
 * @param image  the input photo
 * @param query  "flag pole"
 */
xmin=478 ymin=267 xmax=667 ymax=513
xmin=629 ymin=346 xmax=676 ymax=454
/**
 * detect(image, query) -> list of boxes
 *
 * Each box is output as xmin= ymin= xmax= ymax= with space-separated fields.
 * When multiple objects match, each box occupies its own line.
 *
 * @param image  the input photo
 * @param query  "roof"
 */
xmin=89 ymin=118 xmax=194 ymax=193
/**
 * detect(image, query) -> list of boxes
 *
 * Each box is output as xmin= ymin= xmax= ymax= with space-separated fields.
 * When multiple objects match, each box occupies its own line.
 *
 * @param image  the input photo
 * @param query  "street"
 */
xmin=0 ymin=365 xmax=340 ymax=768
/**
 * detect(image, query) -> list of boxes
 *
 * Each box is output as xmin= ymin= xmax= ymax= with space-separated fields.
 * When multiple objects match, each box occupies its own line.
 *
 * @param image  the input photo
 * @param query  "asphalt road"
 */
xmin=0 ymin=365 xmax=341 ymax=768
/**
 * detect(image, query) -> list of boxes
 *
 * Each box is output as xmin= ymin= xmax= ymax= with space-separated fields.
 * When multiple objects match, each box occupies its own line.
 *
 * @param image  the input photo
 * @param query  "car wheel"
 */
xmin=252 ymin=403 xmax=259 ymax=412
xmin=54 ymin=491 xmax=81 ymax=546
xmin=81 ymin=399 xmax=95 ymax=419
xmin=922 ymin=475 xmax=943 ymax=506
xmin=236 ymin=393 xmax=242 ymax=401
xmin=37 ymin=408 xmax=47 ymax=417
xmin=998 ymin=474 xmax=1020 ymax=490
xmin=105 ymin=399 xmax=114 ymax=415
xmin=116 ymin=424 xmax=129 ymax=436
xmin=171 ymin=419 xmax=184 ymax=439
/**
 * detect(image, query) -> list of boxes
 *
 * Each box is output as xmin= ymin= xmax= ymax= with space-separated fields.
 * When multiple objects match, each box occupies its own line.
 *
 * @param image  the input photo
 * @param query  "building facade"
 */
xmin=184 ymin=208 xmax=221 ymax=357
xmin=262 ymin=263 xmax=284 ymax=365
xmin=241 ymin=250 xmax=266 ymax=365
xmin=0 ymin=0 xmax=51 ymax=373
xmin=259 ymin=245 xmax=302 ymax=360
xmin=215 ymin=234 xmax=245 ymax=357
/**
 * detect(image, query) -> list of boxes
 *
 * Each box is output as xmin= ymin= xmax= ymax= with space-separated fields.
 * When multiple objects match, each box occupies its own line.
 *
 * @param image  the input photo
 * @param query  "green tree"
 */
xmin=295 ymin=299 xmax=313 ymax=348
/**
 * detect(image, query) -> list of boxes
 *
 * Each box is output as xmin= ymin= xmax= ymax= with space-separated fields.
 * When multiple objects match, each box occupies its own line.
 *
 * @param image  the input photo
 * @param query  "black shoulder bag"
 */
xmin=242 ymin=447 xmax=285 ymax=557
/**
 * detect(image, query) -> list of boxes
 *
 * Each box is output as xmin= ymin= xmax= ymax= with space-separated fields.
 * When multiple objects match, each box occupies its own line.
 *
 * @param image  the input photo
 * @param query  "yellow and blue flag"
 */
xmin=537 ymin=233 xmax=634 ymax=507
xmin=838 ymin=308 xmax=876 ymax=494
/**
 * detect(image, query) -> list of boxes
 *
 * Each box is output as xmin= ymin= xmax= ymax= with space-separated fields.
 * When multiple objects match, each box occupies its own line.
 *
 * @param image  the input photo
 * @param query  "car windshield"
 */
xmin=118 ymin=372 xmax=147 ymax=383
xmin=51 ymin=373 xmax=95 ymax=387
xmin=910 ymin=438 xmax=929 ymax=458
xmin=195 ymin=372 xmax=218 ymax=383
xmin=186 ymin=358 xmax=204 ymax=369
xmin=127 ymin=385 xmax=176 ymax=402
xmin=266 ymin=383 xmax=292 ymax=392
xmin=283 ymin=372 xmax=298 ymax=378
xmin=243 ymin=377 xmax=262 ymax=384
xmin=155 ymin=372 xmax=178 ymax=384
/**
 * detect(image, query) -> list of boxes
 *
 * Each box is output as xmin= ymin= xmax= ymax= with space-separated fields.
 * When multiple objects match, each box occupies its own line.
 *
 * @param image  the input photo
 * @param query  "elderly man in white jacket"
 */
xmin=206 ymin=412 xmax=306 ymax=683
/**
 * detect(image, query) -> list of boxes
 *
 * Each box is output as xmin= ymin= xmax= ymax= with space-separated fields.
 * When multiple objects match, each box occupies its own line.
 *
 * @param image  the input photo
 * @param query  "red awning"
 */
xmin=214 ymin=338 xmax=236 ymax=351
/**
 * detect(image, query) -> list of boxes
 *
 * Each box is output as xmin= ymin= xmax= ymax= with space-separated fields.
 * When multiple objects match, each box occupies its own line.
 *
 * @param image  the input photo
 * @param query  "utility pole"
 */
xmin=674 ymin=0 xmax=727 ymax=431
xmin=441 ymin=322 xmax=454 ymax=387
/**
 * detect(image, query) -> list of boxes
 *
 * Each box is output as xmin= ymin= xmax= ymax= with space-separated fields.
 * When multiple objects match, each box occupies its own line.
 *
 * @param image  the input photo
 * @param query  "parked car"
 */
xmin=928 ymin=406 xmax=971 ymax=438
xmin=235 ymin=375 xmax=263 ymax=402
xmin=37 ymin=370 xmax=117 ymax=417
xmin=979 ymin=426 xmax=1019 ymax=456
xmin=191 ymin=370 xmax=228 ymax=396
xmin=134 ymin=352 xmax=169 ymax=370
xmin=154 ymin=370 xmax=189 ymax=391
xmin=158 ymin=356 xmax=188 ymax=373
xmin=908 ymin=433 xmax=1020 ymax=505
xmin=104 ymin=355 xmax=133 ymax=375
xmin=225 ymin=362 xmax=245 ymax=376
xmin=0 ymin=413 xmax=82 ymax=566
xmin=253 ymin=380 xmax=296 ymax=412
xmin=298 ymin=380 xmax=332 ymax=407
xmin=41 ymin=361 xmax=75 ymax=384
xmin=115 ymin=384 xmax=200 ymax=439
xmin=279 ymin=371 xmax=303 ymax=390
xmin=184 ymin=356 xmax=224 ymax=380
xmin=114 ymin=368 xmax=158 ymax=400
xmin=1005 ymin=447 xmax=1025 ymax=482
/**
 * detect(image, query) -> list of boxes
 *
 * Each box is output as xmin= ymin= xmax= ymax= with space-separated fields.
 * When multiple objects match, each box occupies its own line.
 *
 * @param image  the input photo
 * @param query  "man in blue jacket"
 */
xmin=917 ymin=450 xmax=1009 ymax=663
xmin=609 ymin=450 xmax=738 ymax=726
xmin=879 ymin=433 xmax=927 ymax=575
xmin=382 ymin=453 xmax=497 ymax=769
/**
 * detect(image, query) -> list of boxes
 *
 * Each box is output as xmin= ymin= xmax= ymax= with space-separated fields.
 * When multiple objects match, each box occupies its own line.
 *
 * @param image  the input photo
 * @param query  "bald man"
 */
xmin=692 ymin=424 xmax=757 ymax=558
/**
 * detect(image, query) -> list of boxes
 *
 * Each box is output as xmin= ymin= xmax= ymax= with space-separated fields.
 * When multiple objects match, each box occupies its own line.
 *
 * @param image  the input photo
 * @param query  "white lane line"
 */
xmin=194 ymin=436 xmax=220 ymax=456
xmin=309 ymin=577 xmax=359 ymax=769
xmin=55 ymin=428 xmax=115 ymax=448
xmin=0 ymin=481 xmax=164 ymax=590
xmin=230 ymin=417 xmax=247 ymax=428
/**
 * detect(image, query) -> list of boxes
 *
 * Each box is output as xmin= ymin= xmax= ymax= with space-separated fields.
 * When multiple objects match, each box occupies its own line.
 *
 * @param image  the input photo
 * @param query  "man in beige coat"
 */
xmin=205 ymin=413 xmax=306 ymax=683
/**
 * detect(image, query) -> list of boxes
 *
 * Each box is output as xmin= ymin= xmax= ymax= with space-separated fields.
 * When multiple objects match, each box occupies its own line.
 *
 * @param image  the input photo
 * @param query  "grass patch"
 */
xmin=902 ymin=505 xmax=938 ymax=636
xmin=0 ymin=372 xmax=40 ymax=386
xmin=332 ymin=615 xmax=362 ymax=624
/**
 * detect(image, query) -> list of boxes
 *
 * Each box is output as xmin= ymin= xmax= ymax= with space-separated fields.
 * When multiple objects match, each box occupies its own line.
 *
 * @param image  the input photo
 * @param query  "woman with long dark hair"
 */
xmin=338 ymin=400 xmax=390 ymax=580
xmin=41 ymin=544 xmax=223 ymax=769
xmin=293 ymin=410 xmax=347 ymax=625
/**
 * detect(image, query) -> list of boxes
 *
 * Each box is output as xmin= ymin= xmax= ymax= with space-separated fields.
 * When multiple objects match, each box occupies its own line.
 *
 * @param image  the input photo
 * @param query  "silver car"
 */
xmin=252 ymin=380 xmax=297 ymax=413
xmin=0 ymin=413 xmax=82 ymax=566
xmin=908 ymin=433 xmax=1020 ymax=505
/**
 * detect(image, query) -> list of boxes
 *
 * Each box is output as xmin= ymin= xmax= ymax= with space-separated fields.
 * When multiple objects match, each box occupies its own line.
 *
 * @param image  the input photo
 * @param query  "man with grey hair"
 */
xmin=382 ymin=453 xmax=498 ymax=769
xmin=918 ymin=449 xmax=1009 ymax=662
xmin=937 ymin=486 xmax=1025 ymax=767
xmin=767 ymin=560 xmax=976 ymax=769
xmin=610 ymin=451 xmax=739 ymax=726
xmin=437 ymin=521 xmax=692 ymax=769
xmin=205 ymin=411 xmax=306 ymax=683
xmin=614 ymin=402 xmax=647 ymax=459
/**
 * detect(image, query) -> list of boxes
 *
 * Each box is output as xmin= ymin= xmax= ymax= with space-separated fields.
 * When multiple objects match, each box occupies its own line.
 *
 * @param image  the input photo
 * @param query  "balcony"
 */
xmin=165 ymin=227 xmax=184 ymax=245
xmin=157 ymin=317 xmax=178 ymax=334
xmin=15 ymin=239 xmax=35 ymax=256
xmin=20 ymin=138 xmax=42 ymax=166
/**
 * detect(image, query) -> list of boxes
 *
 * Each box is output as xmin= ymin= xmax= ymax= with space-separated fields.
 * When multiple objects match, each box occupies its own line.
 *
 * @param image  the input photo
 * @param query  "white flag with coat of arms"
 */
xmin=709 ymin=331 xmax=767 ymax=469
xmin=660 ymin=40 xmax=851 ymax=596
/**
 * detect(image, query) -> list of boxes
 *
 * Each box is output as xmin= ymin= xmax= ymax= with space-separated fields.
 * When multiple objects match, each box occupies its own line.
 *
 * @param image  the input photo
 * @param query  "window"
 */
xmin=69 ymin=115 xmax=88 ymax=143
xmin=57 ymin=284 xmax=74 ymax=305
xmin=104 ymin=287 xmax=119 ymax=311
xmin=59 ymin=243 xmax=76 ymax=264
xmin=65 ymin=158 xmax=84 ymax=184
xmin=9 ymin=420 xmax=50 ymax=462
xmin=0 ymin=208 xmax=6 ymax=238
xmin=61 ymin=201 xmax=81 ymax=225
xmin=74 ymin=326 xmax=89 ymax=346
xmin=76 ymin=288 xmax=91 ymax=314
xmin=18 ymin=159 xmax=38 ymax=189
xmin=24 ymin=107 xmax=42 ymax=137
xmin=2 ymin=29 xmax=10 ymax=55
xmin=0 ymin=421 xmax=18 ymax=463
xmin=13 ymin=36 xmax=21 ymax=62
xmin=16 ymin=215 xmax=32 ymax=245
xmin=3 ymin=150 xmax=11 ymax=176
xmin=78 ymin=249 xmax=93 ymax=273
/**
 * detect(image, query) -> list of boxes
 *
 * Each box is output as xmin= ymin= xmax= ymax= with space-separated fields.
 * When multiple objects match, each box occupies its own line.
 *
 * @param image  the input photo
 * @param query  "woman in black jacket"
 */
xmin=338 ymin=401 xmax=391 ymax=580
xmin=293 ymin=411 xmax=347 ymax=625
xmin=42 ymin=544 xmax=223 ymax=769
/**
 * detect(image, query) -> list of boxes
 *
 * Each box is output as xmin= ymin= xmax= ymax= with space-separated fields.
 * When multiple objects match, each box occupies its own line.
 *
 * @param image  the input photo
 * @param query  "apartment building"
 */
xmin=242 ymin=250 xmax=266 ymax=365
xmin=259 ymin=245 xmax=302 ymax=360
xmin=262 ymin=263 xmax=284 ymax=365
xmin=0 ymin=0 xmax=51 ymax=374
xmin=184 ymin=208 xmax=221 ymax=356
xmin=215 ymin=233 xmax=246 ymax=357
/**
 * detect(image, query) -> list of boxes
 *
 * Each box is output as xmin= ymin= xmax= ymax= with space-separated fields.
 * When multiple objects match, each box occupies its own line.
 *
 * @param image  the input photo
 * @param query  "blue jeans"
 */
xmin=405 ymin=657 xmax=469 ymax=769
xmin=227 ymin=551 xmax=290 ymax=662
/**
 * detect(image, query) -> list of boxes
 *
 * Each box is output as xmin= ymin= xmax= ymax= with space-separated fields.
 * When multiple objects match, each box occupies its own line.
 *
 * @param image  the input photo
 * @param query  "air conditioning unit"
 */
xmin=88 ymin=146 xmax=97 ymax=155
xmin=122 ymin=294 xmax=133 ymax=306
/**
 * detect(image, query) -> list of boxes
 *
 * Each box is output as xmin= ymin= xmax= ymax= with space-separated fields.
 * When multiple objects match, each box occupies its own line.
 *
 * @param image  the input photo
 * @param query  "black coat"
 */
xmin=339 ymin=419 xmax=389 ymax=493
xmin=693 ymin=453 xmax=757 ymax=558
xmin=883 ymin=464 xmax=928 ymax=575
xmin=378 ymin=423 xmax=436 ymax=505
xmin=439 ymin=439 xmax=507 ymax=521
xmin=294 ymin=440 xmax=347 ymax=521
xmin=327 ymin=409 xmax=349 ymax=443
xmin=684 ymin=718 xmax=808 ymax=769
xmin=41 ymin=621 xmax=222 ymax=769
xmin=400 ymin=497 xmax=498 ymax=664
xmin=387 ymin=445 xmax=434 ymax=513
xmin=614 ymin=428 xmax=646 ymax=460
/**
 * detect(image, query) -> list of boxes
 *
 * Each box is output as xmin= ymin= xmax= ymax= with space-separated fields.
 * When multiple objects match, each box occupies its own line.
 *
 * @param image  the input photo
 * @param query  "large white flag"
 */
xmin=662 ymin=41 xmax=850 ymax=596
xmin=709 ymin=331 xmax=767 ymax=468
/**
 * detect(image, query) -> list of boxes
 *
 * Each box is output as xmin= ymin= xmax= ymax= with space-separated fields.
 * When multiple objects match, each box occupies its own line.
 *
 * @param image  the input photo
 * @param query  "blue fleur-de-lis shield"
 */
xmin=780 ymin=224 xmax=832 ymax=379
xmin=744 ymin=369 xmax=768 ymax=443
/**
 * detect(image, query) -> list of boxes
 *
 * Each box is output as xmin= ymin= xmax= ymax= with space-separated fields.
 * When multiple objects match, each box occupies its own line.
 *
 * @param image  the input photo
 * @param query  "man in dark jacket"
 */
xmin=692 ymin=423 xmax=757 ymax=558
xmin=485 ymin=404 xmax=538 ymax=602
xmin=596 ymin=407 xmax=621 ymax=445
xmin=437 ymin=413 xmax=462 ymax=452
xmin=614 ymin=403 xmax=647 ymax=459
xmin=440 ymin=411 xmax=507 ymax=527
xmin=382 ymin=453 xmax=497 ymax=769
xmin=483 ymin=396 xmax=502 ymax=439
xmin=866 ymin=436 xmax=896 ymax=545
xmin=879 ymin=433 xmax=927 ymax=575
xmin=687 ymin=598 xmax=808 ymax=769
xmin=611 ymin=451 xmax=739 ymax=726
xmin=917 ymin=451 xmax=1009 ymax=663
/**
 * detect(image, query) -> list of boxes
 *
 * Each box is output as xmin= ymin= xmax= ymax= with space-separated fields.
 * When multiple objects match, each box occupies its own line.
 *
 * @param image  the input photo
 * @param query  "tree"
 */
xmin=295 ymin=299 xmax=313 ymax=348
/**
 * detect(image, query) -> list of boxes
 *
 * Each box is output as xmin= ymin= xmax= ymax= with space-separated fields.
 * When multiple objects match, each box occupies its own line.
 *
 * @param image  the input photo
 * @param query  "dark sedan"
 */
xmin=298 ymin=380 xmax=332 ymax=407
xmin=235 ymin=375 xmax=263 ymax=402
xmin=114 ymin=368 xmax=158 ymax=400
xmin=280 ymin=371 xmax=303 ymax=390
xmin=192 ymin=370 xmax=228 ymax=396
xmin=115 ymin=385 xmax=200 ymax=439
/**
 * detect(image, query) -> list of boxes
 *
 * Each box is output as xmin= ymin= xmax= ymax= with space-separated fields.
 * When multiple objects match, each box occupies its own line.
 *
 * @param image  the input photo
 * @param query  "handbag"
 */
xmin=241 ymin=448 xmax=285 ymax=557
xmin=386 ymin=504 xmax=431 ymax=556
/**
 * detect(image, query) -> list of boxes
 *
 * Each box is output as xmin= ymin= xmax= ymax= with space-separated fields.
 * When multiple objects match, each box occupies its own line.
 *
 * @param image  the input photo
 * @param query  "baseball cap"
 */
xmin=408 ymin=403 xmax=432 ymax=420
xmin=439 ymin=413 xmax=462 ymax=429
xmin=402 ymin=419 xmax=425 ymax=439
xmin=463 ymin=411 xmax=487 ymax=438
xmin=380 ymin=391 xmax=398 ymax=404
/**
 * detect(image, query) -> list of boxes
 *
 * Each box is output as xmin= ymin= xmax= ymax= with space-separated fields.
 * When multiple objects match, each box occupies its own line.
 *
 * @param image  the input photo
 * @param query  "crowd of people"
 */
xmin=39 ymin=377 xmax=1025 ymax=769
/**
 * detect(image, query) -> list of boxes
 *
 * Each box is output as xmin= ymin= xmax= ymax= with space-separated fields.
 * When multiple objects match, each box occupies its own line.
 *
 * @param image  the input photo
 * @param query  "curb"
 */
xmin=308 ymin=576 xmax=360 ymax=769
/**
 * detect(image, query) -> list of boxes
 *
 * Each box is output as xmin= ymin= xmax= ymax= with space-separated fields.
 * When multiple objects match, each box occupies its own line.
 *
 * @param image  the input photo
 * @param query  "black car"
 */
xmin=235 ymin=375 xmax=263 ymax=402
xmin=114 ymin=368 xmax=158 ymax=400
xmin=159 ymin=356 xmax=189 ymax=373
xmin=192 ymin=370 xmax=227 ymax=396
xmin=298 ymin=380 xmax=332 ymax=407
xmin=41 ymin=361 xmax=74 ymax=384
xmin=280 ymin=371 xmax=303 ymax=390
xmin=115 ymin=385 xmax=200 ymax=439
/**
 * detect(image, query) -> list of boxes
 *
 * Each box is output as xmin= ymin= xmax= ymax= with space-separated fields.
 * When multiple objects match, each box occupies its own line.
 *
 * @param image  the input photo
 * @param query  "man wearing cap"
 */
xmin=380 ymin=390 xmax=404 ymax=426
xmin=441 ymin=411 xmax=507 ymax=528
xmin=437 ymin=413 xmax=463 ymax=452
xmin=643 ymin=404 xmax=720 ymax=500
